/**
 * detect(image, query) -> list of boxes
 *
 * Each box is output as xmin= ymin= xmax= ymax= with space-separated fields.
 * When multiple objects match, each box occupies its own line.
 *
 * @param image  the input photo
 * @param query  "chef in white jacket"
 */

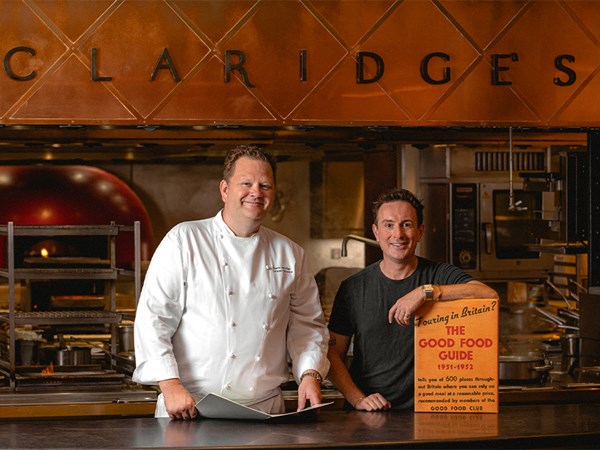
xmin=133 ymin=145 xmax=330 ymax=420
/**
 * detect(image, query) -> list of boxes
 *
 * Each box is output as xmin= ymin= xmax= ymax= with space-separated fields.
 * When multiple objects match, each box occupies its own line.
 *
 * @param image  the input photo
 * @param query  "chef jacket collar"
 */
xmin=215 ymin=209 xmax=263 ymax=239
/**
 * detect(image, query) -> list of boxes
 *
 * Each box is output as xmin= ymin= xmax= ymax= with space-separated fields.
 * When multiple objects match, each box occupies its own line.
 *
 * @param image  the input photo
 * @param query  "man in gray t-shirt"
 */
xmin=327 ymin=188 xmax=498 ymax=411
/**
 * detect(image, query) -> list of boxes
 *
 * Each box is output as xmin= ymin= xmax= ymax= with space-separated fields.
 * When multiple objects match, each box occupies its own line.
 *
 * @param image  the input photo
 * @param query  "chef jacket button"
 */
xmin=225 ymin=383 xmax=231 ymax=390
xmin=230 ymin=353 xmax=236 ymax=359
xmin=228 ymin=289 xmax=233 ymax=296
xmin=268 ymin=293 xmax=275 ymax=300
xmin=262 ymin=323 xmax=269 ymax=330
xmin=255 ymin=356 xmax=261 ymax=362
xmin=249 ymin=387 xmax=254 ymax=391
xmin=223 ymin=261 xmax=229 ymax=268
xmin=230 ymin=321 xmax=236 ymax=327
xmin=265 ymin=264 xmax=270 ymax=270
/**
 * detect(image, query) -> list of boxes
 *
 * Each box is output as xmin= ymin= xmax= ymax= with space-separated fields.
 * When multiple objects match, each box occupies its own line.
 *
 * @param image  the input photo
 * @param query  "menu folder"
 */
xmin=195 ymin=392 xmax=333 ymax=421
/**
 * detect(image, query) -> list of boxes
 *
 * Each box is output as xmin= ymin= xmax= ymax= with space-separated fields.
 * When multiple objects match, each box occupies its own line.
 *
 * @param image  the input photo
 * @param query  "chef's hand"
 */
xmin=297 ymin=371 xmax=322 ymax=411
xmin=388 ymin=287 xmax=424 ymax=326
xmin=354 ymin=393 xmax=391 ymax=411
xmin=159 ymin=378 xmax=198 ymax=420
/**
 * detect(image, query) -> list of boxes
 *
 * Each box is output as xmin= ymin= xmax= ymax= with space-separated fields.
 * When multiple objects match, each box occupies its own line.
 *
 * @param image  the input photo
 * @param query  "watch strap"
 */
xmin=300 ymin=371 xmax=323 ymax=384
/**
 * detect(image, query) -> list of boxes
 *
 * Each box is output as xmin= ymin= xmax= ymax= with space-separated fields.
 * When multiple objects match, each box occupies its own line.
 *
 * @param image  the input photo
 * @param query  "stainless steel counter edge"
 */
xmin=1 ymin=403 xmax=599 ymax=449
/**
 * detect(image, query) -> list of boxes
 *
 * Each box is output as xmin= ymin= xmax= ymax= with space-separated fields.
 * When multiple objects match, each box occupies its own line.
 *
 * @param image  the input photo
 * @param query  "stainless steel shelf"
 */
xmin=528 ymin=243 xmax=587 ymax=254
xmin=0 ymin=268 xmax=117 ymax=280
xmin=1 ymin=221 xmax=141 ymax=389
xmin=1 ymin=311 xmax=122 ymax=325
xmin=0 ymin=224 xmax=119 ymax=236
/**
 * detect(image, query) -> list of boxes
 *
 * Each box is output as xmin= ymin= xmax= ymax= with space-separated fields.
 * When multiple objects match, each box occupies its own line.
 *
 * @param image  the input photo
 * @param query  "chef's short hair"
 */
xmin=372 ymin=188 xmax=425 ymax=226
xmin=223 ymin=145 xmax=276 ymax=182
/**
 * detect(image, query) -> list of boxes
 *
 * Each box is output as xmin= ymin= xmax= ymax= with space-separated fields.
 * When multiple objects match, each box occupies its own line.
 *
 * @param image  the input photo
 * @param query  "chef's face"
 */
xmin=220 ymin=156 xmax=275 ymax=229
xmin=372 ymin=200 xmax=424 ymax=265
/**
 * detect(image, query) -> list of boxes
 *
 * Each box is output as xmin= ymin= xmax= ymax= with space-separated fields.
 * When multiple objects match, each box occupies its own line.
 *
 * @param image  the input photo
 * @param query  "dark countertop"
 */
xmin=1 ymin=403 xmax=599 ymax=449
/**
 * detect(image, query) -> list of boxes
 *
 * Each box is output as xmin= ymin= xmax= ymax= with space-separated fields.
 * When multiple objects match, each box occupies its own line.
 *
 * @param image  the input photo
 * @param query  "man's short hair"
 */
xmin=372 ymin=188 xmax=425 ymax=226
xmin=223 ymin=145 xmax=276 ymax=182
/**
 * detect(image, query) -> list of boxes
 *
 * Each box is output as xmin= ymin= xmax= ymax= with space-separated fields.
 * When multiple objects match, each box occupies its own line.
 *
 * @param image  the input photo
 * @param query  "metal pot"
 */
xmin=499 ymin=354 xmax=553 ymax=384
xmin=53 ymin=347 xmax=92 ymax=366
xmin=118 ymin=324 xmax=134 ymax=353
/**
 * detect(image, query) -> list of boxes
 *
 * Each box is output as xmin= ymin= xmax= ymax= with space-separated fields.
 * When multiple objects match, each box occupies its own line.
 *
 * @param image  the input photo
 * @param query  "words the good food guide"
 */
xmin=414 ymin=298 xmax=499 ymax=413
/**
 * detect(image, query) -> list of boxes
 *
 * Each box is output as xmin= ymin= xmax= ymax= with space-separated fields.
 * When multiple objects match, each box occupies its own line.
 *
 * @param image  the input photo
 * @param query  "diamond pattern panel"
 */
xmin=555 ymin=73 xmax=600 ymax=124
xmin=428 ymin=60 xmax=538 ymax=124
xmin=220 ymin=0 xmax=347 ymax=119
xmin=3 ymin=0 xmax=600 ymax=126
xmin=171 ymin=0 xmax=258 ymax=44
xmin=31 ymin=0 xmax=114 ymax=42
xmin=292 ymin=56 xmax=410 ymax=123
xmin=359 ymin=0 xmax=479 ymax=120
xmin=77 ymin=0 xmax=210 ymax=118
xmin=154 ymin=55 xmax=275 ymax=122
xmin=0 ymin=2 xmax=67 ymax=116
xmin=566 ymin=1 xmax=600 ymax=44
xmin=307 ymin=0 xmax=397 ymax=46
xmin=486 ymin=0 xmax=600 ymax=121
xmin=438 ymin=0 xmax=528 ymax=50
xmin=12 ymin=55 xmax=136 ymax=121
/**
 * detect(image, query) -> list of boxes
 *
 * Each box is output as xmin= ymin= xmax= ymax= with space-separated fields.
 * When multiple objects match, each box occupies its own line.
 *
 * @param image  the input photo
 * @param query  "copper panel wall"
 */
xmin=1 ymin=0 xmax=600 ymax=127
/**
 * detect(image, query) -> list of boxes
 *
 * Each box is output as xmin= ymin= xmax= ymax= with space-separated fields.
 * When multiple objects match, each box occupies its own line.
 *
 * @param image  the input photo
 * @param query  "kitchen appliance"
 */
xmin=420 ymin=145 xmax=558 ymax=282
xmin=450 ymin=181 xmax=554 ymax=280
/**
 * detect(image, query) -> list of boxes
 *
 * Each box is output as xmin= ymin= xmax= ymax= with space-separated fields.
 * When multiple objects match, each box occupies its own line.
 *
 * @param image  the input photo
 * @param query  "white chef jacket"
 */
xmin=132 ymin=211 xmax=329 ymax=417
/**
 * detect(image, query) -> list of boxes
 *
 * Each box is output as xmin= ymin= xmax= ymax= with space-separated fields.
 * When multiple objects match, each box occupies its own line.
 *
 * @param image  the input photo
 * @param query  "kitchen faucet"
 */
xmin=341 ymin=234 xmax=379 ymax=257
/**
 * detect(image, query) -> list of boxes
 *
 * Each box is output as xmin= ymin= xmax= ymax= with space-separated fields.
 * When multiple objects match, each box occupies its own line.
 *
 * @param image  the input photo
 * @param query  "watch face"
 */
xmin=423 ymin=284 xmax=433 ymax=300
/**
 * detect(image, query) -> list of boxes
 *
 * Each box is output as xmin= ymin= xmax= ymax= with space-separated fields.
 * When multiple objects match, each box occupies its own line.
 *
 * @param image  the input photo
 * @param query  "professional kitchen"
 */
xmin=1 ymin=1 xmax=599 ymax=449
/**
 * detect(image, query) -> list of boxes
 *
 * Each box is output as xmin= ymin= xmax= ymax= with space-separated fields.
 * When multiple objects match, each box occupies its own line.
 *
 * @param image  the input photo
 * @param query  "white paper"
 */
xmin=195 ymin=392 xmax=333 ymax=420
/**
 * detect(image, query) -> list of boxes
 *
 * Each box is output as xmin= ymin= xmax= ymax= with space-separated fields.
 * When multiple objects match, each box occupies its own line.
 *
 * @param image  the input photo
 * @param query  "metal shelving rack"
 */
xmin=0 ymin=222 xmax=140 ymax=389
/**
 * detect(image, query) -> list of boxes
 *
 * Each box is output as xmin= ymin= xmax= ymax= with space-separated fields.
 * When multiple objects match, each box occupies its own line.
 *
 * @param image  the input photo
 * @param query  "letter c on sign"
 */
xmin=4 ymin=47 xmax=36 ymax=81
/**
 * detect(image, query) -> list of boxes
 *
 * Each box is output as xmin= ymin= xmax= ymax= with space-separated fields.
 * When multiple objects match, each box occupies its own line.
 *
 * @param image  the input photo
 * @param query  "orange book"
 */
xmin=414 ymin=298 xmax=499 ymax=413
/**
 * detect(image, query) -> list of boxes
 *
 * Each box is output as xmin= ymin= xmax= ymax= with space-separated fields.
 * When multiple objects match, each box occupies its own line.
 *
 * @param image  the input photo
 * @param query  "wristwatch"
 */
xmin=300 ymin=371 xmax=323 ymax=384
xmin=422 ymin=284 xmax=435 ymax=302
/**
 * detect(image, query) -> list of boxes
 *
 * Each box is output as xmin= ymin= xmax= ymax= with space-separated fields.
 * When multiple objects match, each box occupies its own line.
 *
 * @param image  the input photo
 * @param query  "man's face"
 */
xmin=372 ymin=200 xmax=424 ymax=264
xmin=220 ymin=156 xmax=275 ymax=226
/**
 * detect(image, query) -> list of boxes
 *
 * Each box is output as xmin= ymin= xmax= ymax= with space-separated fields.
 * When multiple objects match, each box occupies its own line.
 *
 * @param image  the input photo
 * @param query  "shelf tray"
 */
xmin=527 ymin=242 xmax=587 ymax=254
xmin=0 ymin=224 xmax=119 ymax=236
xmin=1 ymin=311 xmax=122 ymax=325
xmin=0 ymin=268 xmax=117 ymax=280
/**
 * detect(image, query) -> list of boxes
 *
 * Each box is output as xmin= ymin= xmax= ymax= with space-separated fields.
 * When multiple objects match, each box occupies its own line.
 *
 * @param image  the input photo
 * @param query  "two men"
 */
xmin=134 ymin=146 xmax=495 ymax=418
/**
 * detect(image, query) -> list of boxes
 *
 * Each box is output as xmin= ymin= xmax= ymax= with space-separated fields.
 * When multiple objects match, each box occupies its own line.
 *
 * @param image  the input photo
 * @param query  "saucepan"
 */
xmin=499 ymin=353 xmax=553 ymax=384
xmin=38 ymin=345 xmax=92 ymax=366
xmin=53 ymin=347 xmax=92 ymax=366
xmin=39 ymin=334 xmax=92 ymax=366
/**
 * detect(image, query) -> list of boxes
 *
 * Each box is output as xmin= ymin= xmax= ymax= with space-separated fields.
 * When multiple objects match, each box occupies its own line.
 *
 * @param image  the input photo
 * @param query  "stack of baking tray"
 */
xmin=14 ymin=368 xmax=125 ymax=391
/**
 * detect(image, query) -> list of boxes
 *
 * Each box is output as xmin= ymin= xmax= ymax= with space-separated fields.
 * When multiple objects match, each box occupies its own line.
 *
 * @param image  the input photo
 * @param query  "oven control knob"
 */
xmin=459 ymin=250 xmax=473 ymax=266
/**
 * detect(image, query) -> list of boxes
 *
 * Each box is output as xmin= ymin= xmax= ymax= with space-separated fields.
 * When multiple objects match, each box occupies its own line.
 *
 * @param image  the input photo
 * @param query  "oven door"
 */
xmin=479 ymin=182 xmax=553 ymax=278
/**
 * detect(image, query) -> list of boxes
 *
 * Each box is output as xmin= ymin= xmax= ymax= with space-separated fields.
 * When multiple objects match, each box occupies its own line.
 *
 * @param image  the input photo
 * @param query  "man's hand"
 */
xmin=159 ymin=378 xmax=198 ymax=420
xmin=354 ymin=393 xmax=391 ymax=411
xmin=388 ymin=286 xmax=425 ymax=326
xmin=297 ymin=371 xmax=322 ymax=411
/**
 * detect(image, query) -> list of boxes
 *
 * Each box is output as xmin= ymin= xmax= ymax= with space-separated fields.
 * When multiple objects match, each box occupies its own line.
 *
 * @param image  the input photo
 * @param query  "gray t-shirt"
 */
xmin=328 ymin=257 xmax=473 ymax=409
